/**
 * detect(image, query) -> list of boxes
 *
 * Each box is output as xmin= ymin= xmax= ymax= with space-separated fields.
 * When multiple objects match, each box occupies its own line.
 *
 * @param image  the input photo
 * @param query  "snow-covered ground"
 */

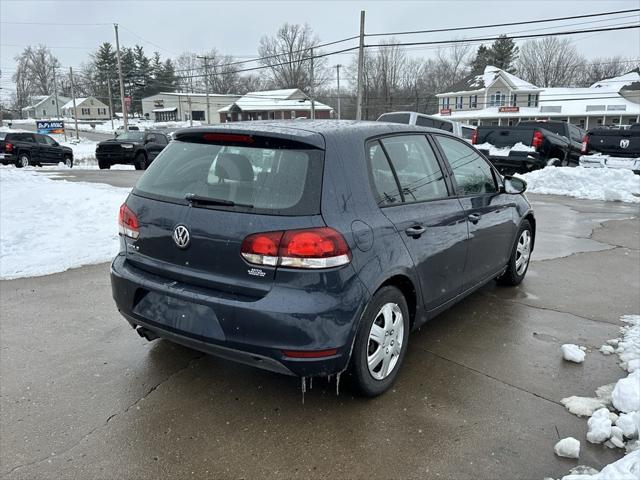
xmin=0 ymin=168 xmax=130 ymax=279
xmin=518 ymin=167 xmax=640 ymax=203
xmin=552 ymin=314 xmax=640 ymax=479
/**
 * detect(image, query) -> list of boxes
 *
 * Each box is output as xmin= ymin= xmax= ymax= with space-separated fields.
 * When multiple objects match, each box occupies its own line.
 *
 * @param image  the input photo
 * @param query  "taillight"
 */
xmin=4 ymin=142 xmax=13 ymax=153
xmin=470 ymin=130 xmax=478 ymax=145
xmin=531 ymin=131 xmax=544 ymax=150
xmin=118 ymin=203 xmax=139 ymax=239
xmin=581 ymin=134 xmax=589 ymax=154
xmin=241 ymin=227 xmax=351 ymax=269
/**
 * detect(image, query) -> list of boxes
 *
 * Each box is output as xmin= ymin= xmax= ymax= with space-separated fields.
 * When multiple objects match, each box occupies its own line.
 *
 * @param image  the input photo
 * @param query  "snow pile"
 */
xmin=562 ymin=344 xmax=587 ymax=363
xmin=517 ymin=167 xmax=640 ymax=203
xmin=552 ymin=315 xmax=640 ymax=479
xmin=53 ymin=136 xmax=98 ymax=165
xmin=0 ymin=169 xmax=130 ymax=279
xmin=555 ymin=437 xmax=581 ymax=458
xmin=475 ymin=142 xmax=535 ymax=157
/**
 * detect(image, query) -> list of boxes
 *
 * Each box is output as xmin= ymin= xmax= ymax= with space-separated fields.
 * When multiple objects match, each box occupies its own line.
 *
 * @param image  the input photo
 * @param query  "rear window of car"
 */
xmin=134 ymin=134 xmax=324 ymax=216
xmin=378 ymin=113 xmax=411 ymax=124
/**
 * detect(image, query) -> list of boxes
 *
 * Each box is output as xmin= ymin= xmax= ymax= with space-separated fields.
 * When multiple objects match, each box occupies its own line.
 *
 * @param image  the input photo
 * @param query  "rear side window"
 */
xmin=134 ymin=135 xmax=323 ymax=216
xmin=379 ymin=135 xmax=449 ymax=203
xmin=435 ymin=120 xmax=454 ymax=133
xmin=378 ymin=113 xmax=411 ymax=124
xmin=435 ymin=135 xmax=497 ymax=195
xmin=461 ymin=126 xmax=475 ymax=140
xmin=367 ymin=142 xmax=402 ymax=206
xmin=14 ymin=133 xmax=35 ymax=143
xmin=415 ymin=116 xmax=435 ymax=128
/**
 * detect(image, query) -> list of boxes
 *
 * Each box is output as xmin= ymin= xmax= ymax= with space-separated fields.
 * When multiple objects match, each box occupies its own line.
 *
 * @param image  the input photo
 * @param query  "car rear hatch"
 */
xmin=587 ymin=128 xmax=640 ymax=158
xmin=122 ymin=128 xmax=326 ymax=299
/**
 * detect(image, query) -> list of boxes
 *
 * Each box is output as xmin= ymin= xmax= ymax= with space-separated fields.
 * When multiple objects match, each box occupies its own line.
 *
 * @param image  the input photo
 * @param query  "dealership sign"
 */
xmin=36 ymin=120 xmax=65 ymax=134
xmin=498 ymin=106 xmax=520 ymax=113
xmin=440 ymin=108 xmax=452 ymax=116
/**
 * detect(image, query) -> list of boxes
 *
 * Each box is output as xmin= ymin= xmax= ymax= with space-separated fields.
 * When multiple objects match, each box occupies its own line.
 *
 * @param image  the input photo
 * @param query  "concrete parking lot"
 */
xmin=1 ymin=170 xmax=639 ymax=479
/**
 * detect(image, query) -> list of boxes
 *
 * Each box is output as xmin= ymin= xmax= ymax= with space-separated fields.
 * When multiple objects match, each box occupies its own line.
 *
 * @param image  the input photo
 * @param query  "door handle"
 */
xmin=405 ymin=225 xmax=426 ymax=238
xmin=468 ymin=213 xmax=481 ymax=224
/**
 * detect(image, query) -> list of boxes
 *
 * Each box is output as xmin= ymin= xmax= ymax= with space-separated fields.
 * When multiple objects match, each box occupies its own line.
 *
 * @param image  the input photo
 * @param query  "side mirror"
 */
xmin=503 ymin=176 xmax=527 ymax=194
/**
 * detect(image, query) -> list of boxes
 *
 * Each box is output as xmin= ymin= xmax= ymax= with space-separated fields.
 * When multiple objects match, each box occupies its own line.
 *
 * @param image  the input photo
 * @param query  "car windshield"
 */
xmin=116 ymin=132 xmax=144 ymax=141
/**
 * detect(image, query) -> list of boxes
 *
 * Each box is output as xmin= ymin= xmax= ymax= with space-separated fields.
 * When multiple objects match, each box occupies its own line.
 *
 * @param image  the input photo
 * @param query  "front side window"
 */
xmin=43 ymin=135 xmax=56 ymax=146
xmin=35 ymin=135 xmax=47 ymax=145
xmin=380 ymin=135 xmax=449 ymax=203
xmin=435 ymin=135 xmax=497 ymax=195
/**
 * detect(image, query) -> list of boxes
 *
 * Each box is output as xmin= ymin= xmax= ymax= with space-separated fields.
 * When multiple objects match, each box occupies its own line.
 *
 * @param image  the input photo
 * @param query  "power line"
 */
xmin=366 ymin=8 xmax=640 ymax=37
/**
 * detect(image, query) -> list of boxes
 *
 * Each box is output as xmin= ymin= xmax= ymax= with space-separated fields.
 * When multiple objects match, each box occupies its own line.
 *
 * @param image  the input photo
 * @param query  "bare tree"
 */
xmin=578 ymin=56 xmax=638 ymax=86
xmin=516 ymin=37 xmax=586 ymax=87
xmin=12 ymin=45 xmax=61 ymax=112
xmin=258 ymin=23 xmax=329 ymax=92
xmin=202 ymin=49 xmax=243 ymax=94
xmin=175 ymin=52 xmax=203 ymax=93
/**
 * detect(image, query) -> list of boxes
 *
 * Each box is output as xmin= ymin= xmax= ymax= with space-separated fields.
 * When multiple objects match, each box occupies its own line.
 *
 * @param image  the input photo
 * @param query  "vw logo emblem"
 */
xmin=173 ymin=225 xmax=190 ymax=249
xmin=620 ymin=139 xmax=630 ymax=149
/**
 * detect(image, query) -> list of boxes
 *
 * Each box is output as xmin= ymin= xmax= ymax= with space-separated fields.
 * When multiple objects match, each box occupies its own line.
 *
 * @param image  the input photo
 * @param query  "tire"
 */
xmin=546 ymin=158 xmax=561 ymax=167
xmin=98 ymin=159 xmax=110 ymax=170
xmin=134 ymin=153 xmax=147 ymax=170
xmin=497 ymin=220 xmax=533 ymax=286
xmin=64 ymin=156 xmax=73 ymax=168
xmin=349 ymin=286 xmax=410 ymax=397
xmin=16 ymin=153 xmax=30 ymax=168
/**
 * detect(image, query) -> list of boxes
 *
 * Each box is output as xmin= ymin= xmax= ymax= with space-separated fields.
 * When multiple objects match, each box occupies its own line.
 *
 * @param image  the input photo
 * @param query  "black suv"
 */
xmin=0 ymin=132 xmax=74 ymax=168
xmin=96 ymin=131 xmax=169 ymax=170
xmin=111 ymin=121 xmax=535 ymax=397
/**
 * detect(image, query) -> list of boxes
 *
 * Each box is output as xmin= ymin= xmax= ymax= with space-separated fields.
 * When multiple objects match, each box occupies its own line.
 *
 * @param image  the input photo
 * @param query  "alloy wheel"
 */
xmin=367 ymin=302 xmax=404 ymax=380
xmin=515 ymin=230 xmax=532 ymax=275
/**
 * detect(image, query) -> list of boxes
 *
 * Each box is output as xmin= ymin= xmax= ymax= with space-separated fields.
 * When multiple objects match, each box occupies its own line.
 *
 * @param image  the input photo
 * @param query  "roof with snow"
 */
xmin=590 ymin=70 xmax=640 ymax=91
xmin=438 ymin=66 xmax=540 ymax=96
xmin=218 ymin=88 xmax=333 ymax=113
xmin=61 ymin=96 xmax=108 ymax=110
xmin=152 ymin=92 xmax=241 ymax=98
xmin=22 ymin=94 xmax=71 ymax=111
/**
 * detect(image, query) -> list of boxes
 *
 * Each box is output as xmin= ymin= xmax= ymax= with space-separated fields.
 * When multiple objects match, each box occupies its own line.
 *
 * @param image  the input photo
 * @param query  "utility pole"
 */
xmin=114 ymin=23 xmax=128 ymax=130
xmin=69 ymin=67 xmax=79 ymax=140
xmin=356 ymin=10 xmax=366 ymax=121
xmin=107 ymin=78 xmax=115 ymax=131
xmin=310 ymin=48 xmax=316 ymax=120
xmin=336 ymin=64 xmax=342 ymax=120
xmin=53 ymin=67 xmax=66 ymax=140
xmin=187 ymin=96 xmax=193 ymax=127
xmin=197 ymin=55 xmax=211 ymax=125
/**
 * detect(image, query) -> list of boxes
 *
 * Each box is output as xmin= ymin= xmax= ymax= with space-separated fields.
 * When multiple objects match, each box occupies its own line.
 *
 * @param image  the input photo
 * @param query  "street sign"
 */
xmin=36 ymin=120 xmax=65 ymax=134
xmin=124 ymin=96 xmax=132 ymax=109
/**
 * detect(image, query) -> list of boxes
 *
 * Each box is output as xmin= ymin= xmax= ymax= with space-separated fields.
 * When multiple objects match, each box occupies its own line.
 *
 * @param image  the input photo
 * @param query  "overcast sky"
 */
xmin=1 ymin=0 xmax=639 ymax=98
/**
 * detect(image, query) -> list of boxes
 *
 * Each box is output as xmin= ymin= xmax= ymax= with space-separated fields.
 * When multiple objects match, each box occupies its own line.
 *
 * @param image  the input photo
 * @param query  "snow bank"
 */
xmin=54 ymin=136 xmax=98 ymax=165
xmin=562 ymin=344 xmax=586 ymax=363
xmin=553 ymin=315 xmax=640 ymax=479
xmin=0 ymin=169 xmax=130 ymax=279
xmin=517 ymin=167 xmax=640 ymax=203
xmin=475 ymin=142 xmax=535 ymax=157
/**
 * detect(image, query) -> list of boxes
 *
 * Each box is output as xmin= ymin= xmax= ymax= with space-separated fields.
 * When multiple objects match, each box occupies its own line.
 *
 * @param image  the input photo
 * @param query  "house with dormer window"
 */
xmin=435 ymin=66 xmax=640 ymax=130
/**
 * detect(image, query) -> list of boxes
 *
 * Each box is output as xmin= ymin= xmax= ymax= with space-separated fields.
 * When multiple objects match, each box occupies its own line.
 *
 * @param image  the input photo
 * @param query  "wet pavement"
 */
xmin=1 ymin=175 xmax=639 ymax=479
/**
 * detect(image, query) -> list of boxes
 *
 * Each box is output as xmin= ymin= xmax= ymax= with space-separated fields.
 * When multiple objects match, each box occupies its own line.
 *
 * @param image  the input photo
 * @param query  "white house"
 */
xmin=141 ymin=92 xmax=241 ymax=123
xmin=61 ymin=96 xmax=110 ymax=121
xmin=434 ymin=66 xmax=640 ymax=130
xmin=218 ymin=89 xmax=334 ymax=122
xmin=21 ymin=94 xmax=71 ymax=119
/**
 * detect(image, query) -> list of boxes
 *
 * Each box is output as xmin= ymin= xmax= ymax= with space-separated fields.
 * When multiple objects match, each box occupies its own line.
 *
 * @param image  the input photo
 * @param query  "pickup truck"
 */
xmin=580 ymin=124 xmax=640 ymax=174
xmin=0 ymin=132 xmax=74 ymax=168
xmin=95 ymin=130 xmax=169 ymax=170
xmin=377 ymin=111 xmax=476 ymax=140
xmin=472 ymin=120 xmax=585 ymax=174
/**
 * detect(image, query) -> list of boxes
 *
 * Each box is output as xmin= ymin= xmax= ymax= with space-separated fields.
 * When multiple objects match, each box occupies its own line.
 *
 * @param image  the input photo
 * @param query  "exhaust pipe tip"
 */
xmin=136 ymin=326 xmax=159 ymax=342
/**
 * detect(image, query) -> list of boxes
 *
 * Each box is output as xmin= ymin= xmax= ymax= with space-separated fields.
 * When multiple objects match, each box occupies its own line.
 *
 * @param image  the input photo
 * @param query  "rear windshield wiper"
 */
xmin=185 ymin=193 xmax=253 ymax=209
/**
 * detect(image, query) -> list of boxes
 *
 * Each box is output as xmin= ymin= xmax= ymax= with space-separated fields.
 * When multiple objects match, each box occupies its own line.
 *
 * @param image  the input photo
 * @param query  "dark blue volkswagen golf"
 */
xmin=110 ymin=121 xmax=535 ymax=397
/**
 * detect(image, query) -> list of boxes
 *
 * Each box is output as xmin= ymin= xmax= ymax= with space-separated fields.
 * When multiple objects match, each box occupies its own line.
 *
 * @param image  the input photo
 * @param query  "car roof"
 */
xmin=173 ymin=120 xmax=444 ymax=149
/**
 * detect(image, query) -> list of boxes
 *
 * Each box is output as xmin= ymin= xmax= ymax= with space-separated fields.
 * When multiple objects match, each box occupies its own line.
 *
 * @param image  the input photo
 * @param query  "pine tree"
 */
xmin=470 ymin=45 xmax=491 ymax=74
xmin=488 ymin=35 xmax=519 ymax=73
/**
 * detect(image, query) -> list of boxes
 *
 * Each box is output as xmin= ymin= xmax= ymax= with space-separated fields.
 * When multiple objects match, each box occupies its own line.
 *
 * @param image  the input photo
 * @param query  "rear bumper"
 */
xmin=579 ymin=154 xmax=640 ymax=174
xmin=110 ymin=254 xmax=370 ymax=377
xmin=0 ymin=153 xmax=16 ymax=164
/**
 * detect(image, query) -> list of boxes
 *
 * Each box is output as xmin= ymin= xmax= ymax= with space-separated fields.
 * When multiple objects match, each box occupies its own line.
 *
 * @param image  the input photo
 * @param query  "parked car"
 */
xmin=377 ymin=111 xmax=476 ymax=140
xmin=0 ymin=132 xmax=73 ymax=168
xmin=96 ymin=131 xmax=169 ymax=170
xmin=580 ymin=124 xmax=640 ymax=174
xmin=110 ymin=121 xmax=535 ymax=397
xmin=472 ymin=120 xmax=584 ymax=174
